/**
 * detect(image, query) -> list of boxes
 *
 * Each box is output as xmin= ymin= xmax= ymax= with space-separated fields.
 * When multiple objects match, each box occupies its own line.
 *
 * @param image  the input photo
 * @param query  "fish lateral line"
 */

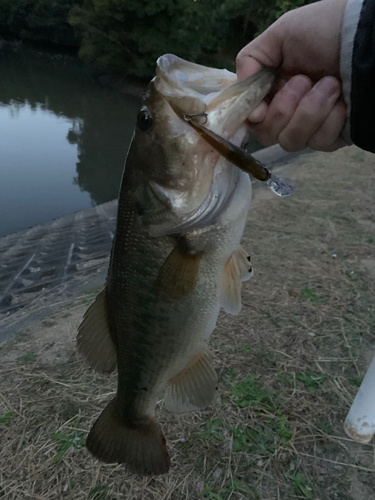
xmin=183 ymin=113 xmax=271 ymax=182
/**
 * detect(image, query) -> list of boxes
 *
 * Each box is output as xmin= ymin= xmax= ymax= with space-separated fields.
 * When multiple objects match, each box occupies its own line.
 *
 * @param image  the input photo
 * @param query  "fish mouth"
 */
xmin=143 ymin=55 xmax=276 ymax=236
xmin=159 ymin=55 xmax=276 ymax=183
xmin=154 ymin=53 xmax=237 ymax=117
xmin=155 ymin=53 xmax=275 ymax=140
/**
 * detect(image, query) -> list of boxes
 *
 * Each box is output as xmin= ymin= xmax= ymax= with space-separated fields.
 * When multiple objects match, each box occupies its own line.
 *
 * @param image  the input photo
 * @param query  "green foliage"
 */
xmin=68 ymin=0 xmax=315 ymax=76
xmin=300 ymin=287 xmax=326 ymax=303
xmin=214 ymin=375 xmax=295 ymax=456
xmin=18 ymin=351 xmax=38 ymax=363
xmin=220 ymin=367 xmax=237 ymax=385
xmin=200 ymin=485 xmax=222 ymax=500
xmin=279 ymin=369 xmax=328 ymax=393
xmin=285 ymin=471 xmax=314 ymax=499
xmin=276 ymin=414 xmax=293 ymax=443
xmin=50 ymin=418 xmax=87 ymax=463
xmin=68 ymin=0 xmax=248 ymax=76
xmin=0 ymin=0 xmax=82 ymax=46
xmin=317 ymin=423 xmax=333 ymax=435
xmin=246 ymin=426 xmax=277 ymax=456
xmin=197 ymin=411 xmax=293 ymax=458
xmin=227 ymin=425 xmax=250 ymax=452
xmin=296 ymin=368 xmax=327 ymax=393
xmin=227 ymin=425 xmax=276 ymax=454
xmin=349 ymin=376 xmax=363 ymax=387
xmin=230 ymin=375 xmax=276 ymax=410
xmin=89 ymin=485 xmax=108 ymax=500
xmin=221 ymin=480 xmax=254 ymax=497
xmin=277 ymin=372 xmax=295 ymax=385
xmin=1 ymin=0 xmax=315 ymax=77
xmin=238 ymin=344 xmax=253 ymax=354
xmin=345 ymin=271 xmax=357 ymax=281
xmin=0 ymin=411 xmax=17 ymax=426
xmin=197 ymin=418 xmax=223 ymax=444
xmin=200 ymin=481 xmax=256 ymax=500
xmin=227 ymin=416 xmax=292 ymax=456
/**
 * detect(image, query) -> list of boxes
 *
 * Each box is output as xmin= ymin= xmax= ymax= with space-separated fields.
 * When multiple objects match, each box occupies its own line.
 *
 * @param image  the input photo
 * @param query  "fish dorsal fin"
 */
xmin=155 ymin=240 xmax=203 ymax=299
xmin=164 ymin=349 xmax=218 ymax=413
xmin=220 ymin=252 xmax=242 ymax=315
xmin=232 ymin=245 xmax=254 ymax=282
xmin=77 ymin=288 xmax=117 ymax=373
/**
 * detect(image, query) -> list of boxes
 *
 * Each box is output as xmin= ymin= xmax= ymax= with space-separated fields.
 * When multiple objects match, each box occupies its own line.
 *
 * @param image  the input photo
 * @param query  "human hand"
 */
xmin=236 ymin=0 xmax=349 ymax=152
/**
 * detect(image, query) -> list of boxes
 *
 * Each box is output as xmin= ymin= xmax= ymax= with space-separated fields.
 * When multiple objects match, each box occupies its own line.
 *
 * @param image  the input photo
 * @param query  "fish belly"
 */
xmin=165 ymin=169 xmax=252 ymax=378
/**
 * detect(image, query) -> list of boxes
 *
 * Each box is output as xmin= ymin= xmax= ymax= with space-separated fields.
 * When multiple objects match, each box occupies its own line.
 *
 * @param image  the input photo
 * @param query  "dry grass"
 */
xmin=1 ymin=146 xmax=375 ymax=500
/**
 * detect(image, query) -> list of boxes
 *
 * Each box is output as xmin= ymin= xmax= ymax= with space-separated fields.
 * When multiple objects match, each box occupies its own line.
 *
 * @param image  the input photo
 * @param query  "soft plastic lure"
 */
xmin=183 ymin=114 xmax=295 ymax=197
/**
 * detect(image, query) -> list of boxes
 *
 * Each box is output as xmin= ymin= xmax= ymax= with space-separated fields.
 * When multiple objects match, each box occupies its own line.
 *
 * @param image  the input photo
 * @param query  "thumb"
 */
xmin=236 ymin=25 xmax=283 ymax=81
xmin=236 ymin=52 xmax=263 ymax=81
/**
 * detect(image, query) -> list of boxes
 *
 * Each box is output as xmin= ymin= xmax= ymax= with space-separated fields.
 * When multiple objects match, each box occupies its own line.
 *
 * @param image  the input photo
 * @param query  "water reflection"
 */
xmin=0 ymin=44 xmax=140 ymax=237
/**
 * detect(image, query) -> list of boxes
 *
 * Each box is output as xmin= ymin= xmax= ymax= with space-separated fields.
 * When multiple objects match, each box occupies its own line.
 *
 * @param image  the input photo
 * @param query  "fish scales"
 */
xmin=77 ymin=54 xmax=275 ymax=475
xmin=108 ymin=175 xmax=234 ymax=409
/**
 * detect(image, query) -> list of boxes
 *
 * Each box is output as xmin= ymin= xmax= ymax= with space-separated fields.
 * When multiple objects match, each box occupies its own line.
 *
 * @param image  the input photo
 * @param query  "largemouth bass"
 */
xmin=78 ymin=54 xmax=275 ymax=475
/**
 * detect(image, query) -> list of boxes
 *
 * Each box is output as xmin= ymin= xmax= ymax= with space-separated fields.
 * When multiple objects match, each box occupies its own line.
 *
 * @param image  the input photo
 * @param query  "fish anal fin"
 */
xmin=86 ymin=398 xmax=170 ymax=475
xmin=232 ymin=245 xmax=254 ymax=282
xmin=164 ymin=350 xmax=218 ymax=413
xmin=220 ymin=253 xmax=242 ymax=315
xmin=77 ymin=288 xmax=117 ymax=373
xmin=155 ymin=240 xmax=202 ymax=299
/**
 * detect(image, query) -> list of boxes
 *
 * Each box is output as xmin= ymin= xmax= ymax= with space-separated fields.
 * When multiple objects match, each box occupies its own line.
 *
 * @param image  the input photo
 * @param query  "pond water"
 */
xmin=0 ymin=44 xmax=140 ymax=237
xmin=0 ymin=44 xmax=264 ymax=239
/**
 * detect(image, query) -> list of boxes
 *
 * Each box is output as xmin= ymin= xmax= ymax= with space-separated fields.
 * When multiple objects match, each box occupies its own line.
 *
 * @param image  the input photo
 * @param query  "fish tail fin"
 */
xmin=86 ymin=398 xmax=170 ymax=475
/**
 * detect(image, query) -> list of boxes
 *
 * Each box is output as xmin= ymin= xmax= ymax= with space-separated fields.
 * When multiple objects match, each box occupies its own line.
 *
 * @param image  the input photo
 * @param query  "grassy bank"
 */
xmin=0 ymin=146 xmax=374 ymax=499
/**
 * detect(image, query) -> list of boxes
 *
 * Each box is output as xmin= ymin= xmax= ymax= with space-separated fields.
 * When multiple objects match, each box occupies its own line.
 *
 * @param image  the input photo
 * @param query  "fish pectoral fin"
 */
xmin=232 ymin=245 xmax=254 ymax=282
xmin=164 ymin=349 xmax=218 ymax=413
xmin=77 ymin=288 xmax=117 ymax=373
xmin=155 ymin=240 xmax=203 ymax=299
xmin=86 ymin=398 xmax=170 ymax=475
xmin=220 ymin=252 xmax=242 ymax=315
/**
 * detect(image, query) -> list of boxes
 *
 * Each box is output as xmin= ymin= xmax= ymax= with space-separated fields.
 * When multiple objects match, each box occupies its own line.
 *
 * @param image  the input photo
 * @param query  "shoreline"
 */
xmin=0 ymin=145 xmax=310 ymax=344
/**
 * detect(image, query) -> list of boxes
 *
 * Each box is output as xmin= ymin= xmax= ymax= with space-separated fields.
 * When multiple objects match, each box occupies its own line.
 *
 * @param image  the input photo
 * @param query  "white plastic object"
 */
xmin=344 ymin=354 xmax=375 ymax=443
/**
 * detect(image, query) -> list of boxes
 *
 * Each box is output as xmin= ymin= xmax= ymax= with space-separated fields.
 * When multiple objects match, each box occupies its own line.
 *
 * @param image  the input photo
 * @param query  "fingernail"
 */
xmin=248 ymin=101 xmax=267 ymax=122
xmin=286 ymin=75 xmax=311 ymax=96
xmin=314 ymin=77 xmax=340 ymax=97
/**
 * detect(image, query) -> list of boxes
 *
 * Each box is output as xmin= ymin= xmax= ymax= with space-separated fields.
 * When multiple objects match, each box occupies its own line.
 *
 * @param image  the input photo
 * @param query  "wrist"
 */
xmin=340 ymin=0 xmax=364 ymax=144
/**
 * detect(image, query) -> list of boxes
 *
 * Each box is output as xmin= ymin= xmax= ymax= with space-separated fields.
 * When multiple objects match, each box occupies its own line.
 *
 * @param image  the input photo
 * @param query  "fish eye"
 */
xmin=137 ymin=107 xmax=153 ymax=131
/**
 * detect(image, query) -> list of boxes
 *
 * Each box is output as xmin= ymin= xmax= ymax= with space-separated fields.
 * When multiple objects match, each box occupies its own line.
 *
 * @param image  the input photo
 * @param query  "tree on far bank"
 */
xmin=68 ymin=0 xmax=313 ymax=77
xmin=0 ymin=0 xmax=314 ymax=77
xmin=0 ymin=0 xmax=82 ymax=46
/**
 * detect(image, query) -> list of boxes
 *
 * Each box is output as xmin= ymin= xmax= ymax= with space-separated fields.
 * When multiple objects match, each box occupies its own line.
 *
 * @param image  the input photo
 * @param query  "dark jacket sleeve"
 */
xmin=350 ymin=0 xmax=375 ymax=152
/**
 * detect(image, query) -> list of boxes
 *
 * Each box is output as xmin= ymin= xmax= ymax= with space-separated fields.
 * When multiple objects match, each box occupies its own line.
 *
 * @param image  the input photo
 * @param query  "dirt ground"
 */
xmin=0 ymin=146 xmax=374 ymax=500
